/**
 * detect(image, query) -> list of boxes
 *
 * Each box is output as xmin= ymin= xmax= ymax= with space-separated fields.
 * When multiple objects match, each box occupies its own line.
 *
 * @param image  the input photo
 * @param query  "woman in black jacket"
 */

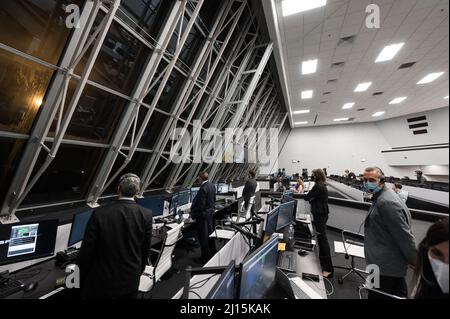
xmin=413 ymin=218 xmax=448 ymax=299
xmin=305 ymin=168 xmax=334 ymax=278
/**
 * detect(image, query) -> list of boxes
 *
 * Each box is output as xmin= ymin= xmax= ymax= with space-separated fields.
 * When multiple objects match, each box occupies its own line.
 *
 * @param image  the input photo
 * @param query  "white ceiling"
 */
xmin=273 ymin=0 xmax=449 ymax=127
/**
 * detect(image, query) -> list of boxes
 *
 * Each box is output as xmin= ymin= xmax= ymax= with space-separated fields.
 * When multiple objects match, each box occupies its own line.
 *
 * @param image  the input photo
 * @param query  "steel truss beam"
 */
xmin=86 ymin=0 xmax=205 ymax=205
xmin=138 ymin=0 xmax=248 ymax=194
xmin=1 ymin=0 xmax=121 ymax=220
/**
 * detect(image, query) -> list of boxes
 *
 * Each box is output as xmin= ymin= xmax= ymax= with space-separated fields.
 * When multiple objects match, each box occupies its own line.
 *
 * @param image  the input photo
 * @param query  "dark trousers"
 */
xmin=368 ymin=276 xmax=407 ymax=299
xmin=196 ymin=214 xmax=216 ymax=260
xmin=313 ymin=215 xmax=334 ymax=273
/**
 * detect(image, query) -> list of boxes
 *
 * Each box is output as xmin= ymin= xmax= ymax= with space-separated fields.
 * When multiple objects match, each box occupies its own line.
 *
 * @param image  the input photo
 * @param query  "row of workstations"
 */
xmin=0 ymin=184 xmax=241 ymax=299
xmin=174 ymin=191 xmax=327 ymax=300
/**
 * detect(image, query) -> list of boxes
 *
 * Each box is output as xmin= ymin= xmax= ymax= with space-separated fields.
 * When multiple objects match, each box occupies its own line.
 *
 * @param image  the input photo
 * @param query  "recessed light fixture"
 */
xmin=295 ymin=121 xmax=309 ymax=125
xmin=301 ymin=90 xmax=313 ymax=99
xmin=417 ymin=72 xmax=445 ymax=84
xmin=292 ymin=109 xmax=310 ymax=115
xmin=302 ymin=59 xmax=318 ymax=75
xmin=354 ymin=82 xmax=372 ymax=92
xmin=444 ymin=95 xmax=449 ymax=99
xmin=342 ymin=103 xmax=355 ymax=110
xmin=375 ymin=43 xmax=405 ymax=63
xmin=334 ymin=118 xmax=349 ymax=122
xmin=282 ymin=0 xmax=327 ymax=16
xmin=389 ymin=97 xmax=407 ymax=104
xmin=373 ymin=111 xmax=385 ymax=117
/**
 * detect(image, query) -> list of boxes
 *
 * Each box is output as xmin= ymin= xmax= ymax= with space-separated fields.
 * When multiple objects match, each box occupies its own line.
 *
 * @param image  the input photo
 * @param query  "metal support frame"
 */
xmin=85 ymin=0 xmax=205 ymax=205
xmin=0 ymin=0 xmax=288 ymax=218
xmin=1 ymin=0 xmax=121 ymax=220
xmin=138 ymin=0 xmax=248 ymax=194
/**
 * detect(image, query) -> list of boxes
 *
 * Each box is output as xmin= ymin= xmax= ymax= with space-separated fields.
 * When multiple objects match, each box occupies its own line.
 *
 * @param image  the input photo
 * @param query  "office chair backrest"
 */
xmin=153 ymin=223 xmax=183 ymax=283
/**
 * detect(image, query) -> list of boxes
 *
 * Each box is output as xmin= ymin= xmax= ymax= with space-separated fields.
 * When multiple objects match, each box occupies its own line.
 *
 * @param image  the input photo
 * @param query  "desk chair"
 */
xmin=139 ymin=223 xmax=184 ymax=295
xmin=210 ymin=197 xmax=255 ymax=242
xmin=334 ymin=230 xmax=368 ymax=285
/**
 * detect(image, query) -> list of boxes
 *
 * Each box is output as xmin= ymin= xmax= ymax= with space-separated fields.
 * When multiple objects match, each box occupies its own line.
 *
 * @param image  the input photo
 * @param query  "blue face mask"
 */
xmin=364 ymin=181 xmax=381 ymax=194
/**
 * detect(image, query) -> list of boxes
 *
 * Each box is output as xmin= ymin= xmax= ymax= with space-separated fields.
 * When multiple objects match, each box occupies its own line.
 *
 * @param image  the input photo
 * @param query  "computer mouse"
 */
xmin=298 ymin=250 xmax=308 ymax=256
xmin=24 ymin=281 xmax=38 ymax=293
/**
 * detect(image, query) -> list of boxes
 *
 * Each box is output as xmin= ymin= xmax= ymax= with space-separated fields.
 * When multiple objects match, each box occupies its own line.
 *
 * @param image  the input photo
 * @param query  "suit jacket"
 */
xmin=242 ymin=178 xmax=257 ymax=207
xmin=76 ymin=199 xmax=153 ymax=298
xmin=191 ymin=181 xmax=216 ymax=220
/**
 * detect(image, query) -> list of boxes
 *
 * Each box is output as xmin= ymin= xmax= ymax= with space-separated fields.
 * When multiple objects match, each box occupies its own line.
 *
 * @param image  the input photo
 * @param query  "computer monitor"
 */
xmin=264 ymin=207 xmax=279 ymax=237
xmin=217 ymin=183 xmax=229 ymax=194
xmin=190 ymin=187 xmax=200 ymax=202
xmin=206 ymin=262 xmax=236 ymax=299
xmin=177 ymin=190 xmax=190 ymax=207
xmin=0 ymin=219 xmax=58 ymax=266
xmin=136 ymin=195 xmax=165 ymax=217
xmin=276 ymin=201 xmax=295 ymax=231
xmin=239 ymin=235 xmax=279 ymax=299
xmin=68 ymin=209 xmax=94 ymax=247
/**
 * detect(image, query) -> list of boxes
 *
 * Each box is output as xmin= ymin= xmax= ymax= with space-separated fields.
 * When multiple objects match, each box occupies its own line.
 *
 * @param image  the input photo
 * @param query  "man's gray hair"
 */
xmin=364 ymin=166 xmax=385 ymax=182
xmin=119 ymin=173 xmax=141 ymax=197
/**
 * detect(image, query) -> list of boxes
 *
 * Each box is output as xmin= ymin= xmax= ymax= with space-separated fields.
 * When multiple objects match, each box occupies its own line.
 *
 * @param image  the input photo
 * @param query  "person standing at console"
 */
xmin=305 ymin=168 xmax=334 ymax=278
xmin=191 ymin=171 xmax=217 ymax=264
xmin=77 ymin=174 xmax=153 ymax=299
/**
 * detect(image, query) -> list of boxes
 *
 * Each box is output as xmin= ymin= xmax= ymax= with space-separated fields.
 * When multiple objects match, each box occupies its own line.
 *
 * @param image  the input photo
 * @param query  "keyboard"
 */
xmin=278 ymin=251 xmax=297 ymax=272
xmin=0 ymin=280 xmax=25 ymax=299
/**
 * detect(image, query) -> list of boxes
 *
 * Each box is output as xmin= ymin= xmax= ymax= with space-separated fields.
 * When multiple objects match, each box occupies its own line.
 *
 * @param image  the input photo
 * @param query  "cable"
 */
xmin=190 ymin=274 xmax=218 ymax=290
xmin=301 ymin=276 xmax=335 ymax=296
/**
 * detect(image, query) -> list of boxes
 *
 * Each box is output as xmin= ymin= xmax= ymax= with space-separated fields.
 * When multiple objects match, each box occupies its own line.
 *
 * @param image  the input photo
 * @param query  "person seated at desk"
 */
xmin=415 ymin=170 xmax=428 ymax=185
xmin=191 ymin=171 xmax=217 ymax=264
xmin=243 ymin=170 xmax=257 ymax=210
xmin=76 ymin=173 xmax=153 ymax=299
xmin=392 ymin=182 xmax=409 ymax=203
xmin=294 ymin=176 xmax=304 ymax=193
xmin=274 ymin=177 xmax=286 ymax=192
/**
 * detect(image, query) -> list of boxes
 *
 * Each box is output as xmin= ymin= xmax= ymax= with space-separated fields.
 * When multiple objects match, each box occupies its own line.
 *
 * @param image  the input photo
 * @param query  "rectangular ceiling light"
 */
xmin=354 ymin=82 xmax=372 ymax=92
xmin=334 ymin=118 xmax=349 ymax=122
xmin=389 ymin=97 xmax=407 ymax=104
xmin=282 ymin=0 xmax=327 ymax=17
xmin=295 ymin=121 xmax=309 ymax=125
xmin=301 ymin=90 xmax=313 ymax=99
xmin=375 ymin=43 xmax=405 ymax=63
xmin=292 ymin=109 xmax=310 ymax=114
xmin=342 ymin=103 xmax=355 ymax=109
xmin=372 ymin=111 xmax=386 ymax=117
xmin=302 ymin=59 xmax=318 ymax=75
xmin=445 ymin=96 xmax=449 ymax=99
xmin=417 ymin=72 xmax=445 ymax=84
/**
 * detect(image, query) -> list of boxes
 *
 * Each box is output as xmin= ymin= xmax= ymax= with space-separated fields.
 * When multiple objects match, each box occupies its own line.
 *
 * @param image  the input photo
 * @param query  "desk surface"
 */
xmin=5 ymin=200 xmax=239 ymax=299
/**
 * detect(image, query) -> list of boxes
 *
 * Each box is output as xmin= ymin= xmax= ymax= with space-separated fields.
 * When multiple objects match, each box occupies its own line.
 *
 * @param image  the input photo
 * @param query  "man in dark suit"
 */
xmin=76 ymin=173 xmax=153 ymax=299
xmin=242 ymin=170 xmax=257 ymax=210
xmin=191 ymin=171 xmax=216 ymax=264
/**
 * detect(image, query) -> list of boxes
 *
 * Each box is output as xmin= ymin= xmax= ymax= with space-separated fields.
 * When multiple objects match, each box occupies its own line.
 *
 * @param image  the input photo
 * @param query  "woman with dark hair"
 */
xmin=413 ymin=218 xmax=449 ymax=299
xmin=305 ymin=169 xmax=334 ymax=278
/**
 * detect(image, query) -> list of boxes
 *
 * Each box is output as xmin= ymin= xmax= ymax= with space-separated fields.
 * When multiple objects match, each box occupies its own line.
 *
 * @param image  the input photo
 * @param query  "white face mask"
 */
xmin=428 ymin=254 xmax=449 ymax=294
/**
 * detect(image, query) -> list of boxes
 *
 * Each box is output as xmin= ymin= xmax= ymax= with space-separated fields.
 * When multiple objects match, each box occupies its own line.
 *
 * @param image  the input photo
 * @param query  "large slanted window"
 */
xmin=0 ymin=138 xmax=26 ymax=205
xmin=0 ymin=0 xmax=85 ymax=134
xmin=23 ymin=145 xmax=105 ymax=205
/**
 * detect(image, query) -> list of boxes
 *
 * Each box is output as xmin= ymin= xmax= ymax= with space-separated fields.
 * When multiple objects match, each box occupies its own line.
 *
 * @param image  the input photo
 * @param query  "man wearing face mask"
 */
xmin=413 ymin=218 xmax=449 ymax=299
xmin=363 ymin=167 xmax=417 ymax=299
